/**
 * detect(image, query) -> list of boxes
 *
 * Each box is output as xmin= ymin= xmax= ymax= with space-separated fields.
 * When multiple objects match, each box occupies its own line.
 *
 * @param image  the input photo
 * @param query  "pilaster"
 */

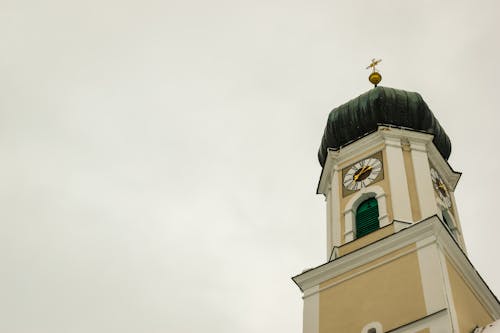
xmin=383 ymin=135 xmax=413 ymax=222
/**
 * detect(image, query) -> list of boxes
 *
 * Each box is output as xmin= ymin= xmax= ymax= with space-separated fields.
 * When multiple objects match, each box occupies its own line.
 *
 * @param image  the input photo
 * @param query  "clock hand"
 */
xmin=353 ymin=166 xmax=366 ymax=182
xmin=354 ymin=165 xmax=373 ymax=182
xmin=353 ymin=173 xmax=359 ymax=182
xmin=360 ymin=166 xmax=371 ymax=177
xmin=353 ymin=169 xmax=360 ymax=182
xmin=439 ymin=183 xmax=447 ymax=194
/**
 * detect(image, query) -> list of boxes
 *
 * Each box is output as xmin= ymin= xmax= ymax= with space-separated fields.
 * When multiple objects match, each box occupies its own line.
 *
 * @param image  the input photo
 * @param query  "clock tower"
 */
xmin=293 ymin=86 xmax=500 ymax=333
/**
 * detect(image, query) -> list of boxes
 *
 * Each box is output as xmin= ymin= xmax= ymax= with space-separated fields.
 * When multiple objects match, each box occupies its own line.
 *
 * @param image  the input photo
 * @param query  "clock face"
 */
xmin=430 ymin=167 xmax=452 ymax=208
xmin=343 ymin=157 xmax=383 ymax=191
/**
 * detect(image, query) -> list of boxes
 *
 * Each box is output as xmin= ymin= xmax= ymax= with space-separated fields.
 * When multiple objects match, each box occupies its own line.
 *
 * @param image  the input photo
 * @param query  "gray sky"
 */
xmin=1 ymin=0 xmax=499 ymax=332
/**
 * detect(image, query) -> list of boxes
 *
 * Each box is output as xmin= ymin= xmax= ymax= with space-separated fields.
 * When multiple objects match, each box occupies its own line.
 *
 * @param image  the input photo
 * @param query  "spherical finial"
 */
xmin=369 ymin=72 xmax=382 ymax=86
xmin=366 ymin=58 xmax=382 ymax=87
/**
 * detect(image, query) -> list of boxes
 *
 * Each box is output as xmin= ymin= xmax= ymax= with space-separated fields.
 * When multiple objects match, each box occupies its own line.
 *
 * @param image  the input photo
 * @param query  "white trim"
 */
xmin=326 ymin=185 xmax=333 ymax=258
xmin=384 ymin=136 xmax=413 ymax=222
xmin=427 ymin=143 xmax=461 ymax=191
xmin=311 ymin=242 xmax=420 ymax=295
xmin=294 ymin=217 xmax=439 ymax=291
xmin=343 ymin=185 xmax=389 ymax=241
xmin=441 ymin=209 xmax=458 ymax=234
xmin=378 ymin=126 xmax=435 ymax=144
xmin=438 ymin=204 xmax=466 ymax=250
xmin=448 ymin=191 xmax=467 ymax=253
xmin=361 ymin=321 xmax=383 ymax=333
xmin=293 ymin=216 xmax=500 ymax=321
xmin=437 ymin=226 xmax=500 ymax=319
xmin=318 ymin=150 xmax=339 ymax=195
xmin=416 ymin=238 xmax=448 ymax=314
xmin=302 ymin=285 xmax=319 ymax=333
xmin=344 ymin=209 xmax=354 ymax=242
xmin=318 ymin=126 xmax=461 ymax=195
xmin=317 ymin=130 xmax=386 ymax=195
xmin=394 ymin=220 xmax=412 ymax=232
xmin=386 ymin=308 xmax=450 ymax=333
xmin=329 ymin=246 xmax=339 ymax=261
xmin=410 ymin=141 xmax=439 ymax=220
xmin=436 ymin=243 xmax=459 ymax=332
xmin=329 ymin=169 xmax=341 ymax=256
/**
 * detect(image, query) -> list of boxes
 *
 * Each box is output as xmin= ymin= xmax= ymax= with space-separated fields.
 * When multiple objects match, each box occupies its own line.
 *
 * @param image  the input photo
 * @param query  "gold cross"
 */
xmin=366 ymin=58 xmax=382 ymax=72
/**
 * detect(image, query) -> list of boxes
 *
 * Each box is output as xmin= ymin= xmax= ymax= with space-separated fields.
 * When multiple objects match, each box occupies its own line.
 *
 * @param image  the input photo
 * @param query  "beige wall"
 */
xmin=446 ymin=258 xmax=494 ymax=333
xmin=318 ymin=244 xmax=427 ymax=333
xmin=338 ymin=224 xmax=395 ymax=256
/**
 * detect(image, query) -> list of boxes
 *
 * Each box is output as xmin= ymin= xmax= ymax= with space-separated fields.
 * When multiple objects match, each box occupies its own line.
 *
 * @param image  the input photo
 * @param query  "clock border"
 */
xmin=342 ymin=151 xmax=384 ymax=197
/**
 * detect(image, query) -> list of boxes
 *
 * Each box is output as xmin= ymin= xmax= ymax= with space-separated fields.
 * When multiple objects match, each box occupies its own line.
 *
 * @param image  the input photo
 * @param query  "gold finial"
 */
xmin=366 ymin=58 xmax=382 ymax=87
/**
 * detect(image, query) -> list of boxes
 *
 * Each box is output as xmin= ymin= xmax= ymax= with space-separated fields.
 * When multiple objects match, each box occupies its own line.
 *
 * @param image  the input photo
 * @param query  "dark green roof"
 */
xmin=318 ymin=86 xmax=451 ymax=167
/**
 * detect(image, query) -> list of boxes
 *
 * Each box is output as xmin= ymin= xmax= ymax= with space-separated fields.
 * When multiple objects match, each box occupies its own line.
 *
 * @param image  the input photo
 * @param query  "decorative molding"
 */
xmin=329 ymin=246 xmax=339 ymax=261
xmin=435 ymin=222 xmax=500 ymax=319
xmin=401 ymin=137 xmax=411 ymax=151
xmin=394 ymin=220 xmax=412 ymax=232
xmin=378 ymin=126 xmax=434 ymax=144
xmin=318 ymin=130 xmax=386 ymax=195
xmin=318 ymin=126 xmax=461 ymax=195
xmin=314 ymin=242 xmax=420 ymax=295
xmin=293 ymin=217 xmax=439 ymax=291
xmin=385 ymin=308 xmax=449 ymax=333
xmin=416 ymin=237 xmax=448 ymax=314
xmin=384 ymin=134 xmax=412 ymax=221
xmin=302 ymin=285 xmax=319 ymax=333
xmin=409 ymin=141 xmax=438 ymax=221
xmin=331 ymin=169 xmax=341 ymax=251
xmin=427 ymin=143 xmax=461 ymax=191
xmin=292 ymin=215 xmax=500 ymax=320
xmin=409 ymin=140 xmax=429 ymax=153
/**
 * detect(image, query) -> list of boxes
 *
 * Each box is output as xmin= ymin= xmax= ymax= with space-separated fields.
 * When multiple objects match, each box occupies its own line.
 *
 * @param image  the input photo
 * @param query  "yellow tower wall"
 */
xmin=318 ymin=243 xmax=427 ymax=333
xmin=446 ymin=258 xmax=494 ymax=333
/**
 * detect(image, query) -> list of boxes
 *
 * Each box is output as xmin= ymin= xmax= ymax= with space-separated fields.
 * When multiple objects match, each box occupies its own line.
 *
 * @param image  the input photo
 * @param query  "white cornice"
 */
xmin=317 ymin=128 xmax=387 ymax=195
xmin=435 ymin=224 xmax=500 ymax=318
xmin=317 ymin=149 xmax=339 ymax=195
xmin=292 ymin=216 xmax=500 ymax=317
xmin=293 ymin=217 xmax=437 ymax=291
xmin=379 ymin=126 xmax=434 ymax=145
xmin=317 ymin=126 xmax=460 ymax=195
xmin=427 ymin=144 xmax=461 ymax=191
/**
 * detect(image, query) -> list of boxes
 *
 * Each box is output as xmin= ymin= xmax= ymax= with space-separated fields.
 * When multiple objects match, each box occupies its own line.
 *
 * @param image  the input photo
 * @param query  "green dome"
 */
xmin=318 ymin=87 xmax=451 ymax=167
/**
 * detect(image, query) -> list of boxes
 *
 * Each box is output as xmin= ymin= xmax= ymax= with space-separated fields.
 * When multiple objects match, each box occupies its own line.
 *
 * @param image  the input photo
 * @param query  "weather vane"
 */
xmin=366 ymin=58 xmax=382 ymax=87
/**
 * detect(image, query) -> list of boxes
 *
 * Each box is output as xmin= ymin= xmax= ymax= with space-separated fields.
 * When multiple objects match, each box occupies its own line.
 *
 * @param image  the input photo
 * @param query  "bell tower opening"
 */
xmin=355 ymin=197 xmax=379 ymax=238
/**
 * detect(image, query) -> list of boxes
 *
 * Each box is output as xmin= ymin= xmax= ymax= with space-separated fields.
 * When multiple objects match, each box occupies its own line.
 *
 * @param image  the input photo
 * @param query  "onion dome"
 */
xmin=318 ymin=86 xmax=451 ymax=167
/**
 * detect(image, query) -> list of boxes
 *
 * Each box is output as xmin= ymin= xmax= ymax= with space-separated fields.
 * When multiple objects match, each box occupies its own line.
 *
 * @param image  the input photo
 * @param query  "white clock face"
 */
xmin=430 ymin=168 xmax=451 ymax=208
xmin=343 ymin=157 xmax=382 ymax=191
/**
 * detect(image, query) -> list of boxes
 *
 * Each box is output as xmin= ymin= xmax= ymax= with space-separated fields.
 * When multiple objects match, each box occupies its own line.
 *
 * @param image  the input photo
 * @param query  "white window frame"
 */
xmin=361 ymin=321 xmax=383 ymax=333
xmin=343 ymin=185 xmax=389 ymax=242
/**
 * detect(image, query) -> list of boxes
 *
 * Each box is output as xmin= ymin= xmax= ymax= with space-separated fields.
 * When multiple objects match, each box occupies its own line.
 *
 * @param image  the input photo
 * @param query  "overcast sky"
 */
xmin=1 ymin=0 xmax=500 ymax=332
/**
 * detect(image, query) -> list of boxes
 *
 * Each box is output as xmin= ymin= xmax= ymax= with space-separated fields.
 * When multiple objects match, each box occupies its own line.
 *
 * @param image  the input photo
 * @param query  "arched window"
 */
xmin=343 ymin=186 xmax=389 ymax=243
xmin=356 ymin=198 xmax=379 ymax=238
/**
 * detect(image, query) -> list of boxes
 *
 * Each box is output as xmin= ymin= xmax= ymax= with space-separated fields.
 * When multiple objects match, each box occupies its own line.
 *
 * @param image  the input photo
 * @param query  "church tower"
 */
xmin=292 ymin=73 xmax=500 ymax=333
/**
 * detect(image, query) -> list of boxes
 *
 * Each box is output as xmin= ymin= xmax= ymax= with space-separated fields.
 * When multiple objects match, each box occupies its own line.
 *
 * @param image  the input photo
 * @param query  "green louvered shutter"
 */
xmin=356 ymin=198 xmax=379 ymax=238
